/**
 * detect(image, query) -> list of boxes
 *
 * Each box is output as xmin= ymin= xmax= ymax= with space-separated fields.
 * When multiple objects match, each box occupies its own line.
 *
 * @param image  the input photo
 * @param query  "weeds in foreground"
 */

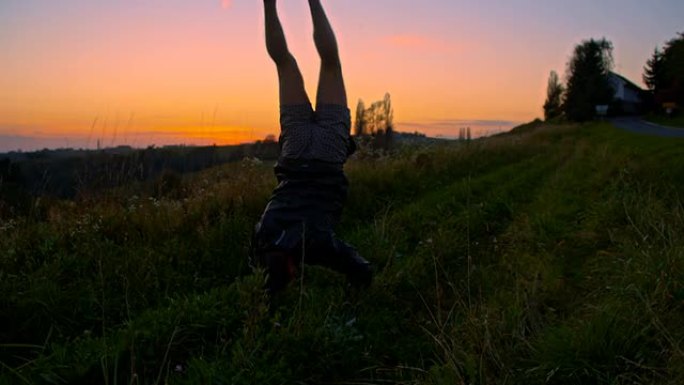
xmin=2 ymin=123 xmax=684 ymax=384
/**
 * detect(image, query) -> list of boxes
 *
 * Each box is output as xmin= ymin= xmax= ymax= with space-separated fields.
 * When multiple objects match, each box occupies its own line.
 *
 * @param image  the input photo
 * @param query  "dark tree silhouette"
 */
xmin=353 ymin=93 xmax=394 ymax=150
xmin=563 ymin=38 xmax=614 ymax=122
xmin=543 ymin=70 xmax=564 ymax=121
xmin=643 ymin=48 xmax=665 ymax=92
xmin=354 ymin=99 xmax=366 ymax=136
xmin=380 ymin=93 xmax=394 ymax=145
xmin=656 ymin=33 xmax=684 ymax=106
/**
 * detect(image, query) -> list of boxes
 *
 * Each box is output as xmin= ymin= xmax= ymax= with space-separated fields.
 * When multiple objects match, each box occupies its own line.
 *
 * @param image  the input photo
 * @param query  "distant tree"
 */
xmin=354 ymin=93 xmax=395 ymax=150
xmin=655 ymin=33 xmax=684 ymax=106
xmin=0 ymin=158 xmax=11 ymax=183
xmin=354 ymin=99 xmax=366 ymax=136
xmin=456 ymin=127 xmax=472 ymax=142
xmin=643 ymin=48 xmax=665 ymax=92
xmin=563 ymin=38 xmax=614 ymax=122
xmin=362 ymin=103 xmax=376 ymax=135
xmin=543 ymin=70 xmax=564 ymax=120
xmin=382 ymin=93 xmax=394 ymax=143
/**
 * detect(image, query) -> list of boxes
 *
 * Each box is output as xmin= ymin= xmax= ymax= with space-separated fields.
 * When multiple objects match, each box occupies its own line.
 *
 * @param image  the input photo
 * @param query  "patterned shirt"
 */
xmin=279 ymin=103 xmax=354 ymax=164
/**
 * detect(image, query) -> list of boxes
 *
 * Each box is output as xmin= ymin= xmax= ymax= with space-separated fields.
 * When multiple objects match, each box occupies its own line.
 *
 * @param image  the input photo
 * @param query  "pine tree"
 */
xmin=543 ymin=71 xmax=564 ymax=121
xmin=353 ymin=99 xmax=366 ymax=136
xmin=563 ymin=38 xmax=614 ymax=122
xmin=643 ymin=48 xmax=665 ymax=92
xmin=660 ymin=33 xmax=684 ymax=105
xmin=382 ymin=93 xmax=394 ymax=147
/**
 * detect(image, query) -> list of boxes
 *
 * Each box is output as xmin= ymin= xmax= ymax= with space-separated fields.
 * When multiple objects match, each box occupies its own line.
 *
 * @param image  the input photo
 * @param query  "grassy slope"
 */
xmin=1 ymin=123 xmax=684 ymax=384
xmin=646 ymin=115 xmax=684 ymax=129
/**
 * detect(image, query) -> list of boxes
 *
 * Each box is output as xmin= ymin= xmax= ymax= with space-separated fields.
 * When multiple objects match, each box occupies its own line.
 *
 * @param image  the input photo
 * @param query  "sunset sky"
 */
xmin=1 ymin=0 xmax=683 ymax=152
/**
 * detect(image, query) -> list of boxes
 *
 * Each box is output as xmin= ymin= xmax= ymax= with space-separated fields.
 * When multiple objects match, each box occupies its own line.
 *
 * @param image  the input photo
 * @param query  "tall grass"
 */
xmin=1 ymin=123 xmax=684 ymax=384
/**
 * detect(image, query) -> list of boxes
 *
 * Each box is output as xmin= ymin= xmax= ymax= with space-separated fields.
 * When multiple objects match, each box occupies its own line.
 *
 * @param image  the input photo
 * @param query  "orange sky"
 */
xmin=1 ymin=0 xmax=683 ymax=151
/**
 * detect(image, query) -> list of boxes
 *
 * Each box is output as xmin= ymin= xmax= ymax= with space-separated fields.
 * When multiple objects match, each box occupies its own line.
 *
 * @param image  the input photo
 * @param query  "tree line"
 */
xmin=544 ymin=32 xmax=684 ymax=122
xmin=544 ymin=38 xmax=617 ymax=122
xmin=643 ymin=33 xmax=684 ymax=113
xmin=0 ymin=140 xmax=279 ymax=215
xmin=354 ymin=93 xmax=395 ymax=150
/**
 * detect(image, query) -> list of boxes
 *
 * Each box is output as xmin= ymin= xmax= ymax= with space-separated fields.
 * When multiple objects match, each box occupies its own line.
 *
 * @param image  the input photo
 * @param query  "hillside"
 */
xmin=0 ymin=141 xmax=280 ymax=201
xmin=1 ymin=122 xmax=684 ymax=384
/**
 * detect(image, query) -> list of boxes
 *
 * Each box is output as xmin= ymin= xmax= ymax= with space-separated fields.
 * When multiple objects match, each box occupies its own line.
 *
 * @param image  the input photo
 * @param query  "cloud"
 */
xmin=0 ymin=124 xmax=259 ymax=152
xmin=397 ymin=119 xmax=520 ymax=139
xmin=401 ymin=119 xmax=519 ymax=128
xmin=221 ymin=0 xmax=232 ymax=10
xmin=0 ymin=135 xmax=89 ymax=153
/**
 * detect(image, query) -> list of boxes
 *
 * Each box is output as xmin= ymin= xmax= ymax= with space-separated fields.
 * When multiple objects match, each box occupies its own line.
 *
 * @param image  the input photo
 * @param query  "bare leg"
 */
xmin=264 ymin=0 xmax=310 ymax=106
xmin=308 ymin=0 xmax=347 ymax=107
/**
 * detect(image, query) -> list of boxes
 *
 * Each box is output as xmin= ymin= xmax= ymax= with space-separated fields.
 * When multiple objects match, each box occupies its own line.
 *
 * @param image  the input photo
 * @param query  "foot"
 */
xmin=310 ymin=245 xmax=372 ymax=288
xmin=342 ymin=250 xmax=373 ymax=288
xmin=258 ymin=250 xmax=298 ymax=293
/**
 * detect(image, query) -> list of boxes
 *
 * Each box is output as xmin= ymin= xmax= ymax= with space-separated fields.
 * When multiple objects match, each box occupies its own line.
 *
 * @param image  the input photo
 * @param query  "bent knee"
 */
xmin=272 ymin=53 xmax=301 ymax=71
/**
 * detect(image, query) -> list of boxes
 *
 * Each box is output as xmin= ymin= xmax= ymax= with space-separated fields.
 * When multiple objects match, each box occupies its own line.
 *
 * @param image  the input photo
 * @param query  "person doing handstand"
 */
xmin=251 ymin=0 xmax=372 ymax=293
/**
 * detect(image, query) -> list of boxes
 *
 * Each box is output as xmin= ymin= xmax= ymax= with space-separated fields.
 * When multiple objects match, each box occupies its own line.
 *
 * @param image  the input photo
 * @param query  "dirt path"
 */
xmin=610 ymin=117 xmax=684 ymax=138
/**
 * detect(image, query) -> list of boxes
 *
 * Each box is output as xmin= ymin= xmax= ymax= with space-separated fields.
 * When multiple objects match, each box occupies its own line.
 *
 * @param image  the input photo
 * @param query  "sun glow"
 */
xmin=2 ymin=0 xmax=682 ymax=151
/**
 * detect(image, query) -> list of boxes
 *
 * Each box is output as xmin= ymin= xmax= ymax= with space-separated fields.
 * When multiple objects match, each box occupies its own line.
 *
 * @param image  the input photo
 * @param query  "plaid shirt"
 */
xmin=279 ymin=103 xmax=354 ymax=164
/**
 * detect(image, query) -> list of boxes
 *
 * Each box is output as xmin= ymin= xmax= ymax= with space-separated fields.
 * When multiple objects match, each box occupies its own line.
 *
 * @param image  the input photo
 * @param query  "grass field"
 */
xmin=2 ymin=122 xmax=684 ymax=384
xmin=646 ymin=114 xmax=684 ymax=129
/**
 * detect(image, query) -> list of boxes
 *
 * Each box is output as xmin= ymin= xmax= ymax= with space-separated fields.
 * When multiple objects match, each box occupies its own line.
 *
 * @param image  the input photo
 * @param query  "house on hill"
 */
xmin=608 ymin=72 xmax=644 ymax=115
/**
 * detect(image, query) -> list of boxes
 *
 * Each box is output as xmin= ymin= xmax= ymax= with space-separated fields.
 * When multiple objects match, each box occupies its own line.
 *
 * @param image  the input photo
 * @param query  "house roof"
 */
xmin=609 ymin=72 xmax=643 ymax=93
